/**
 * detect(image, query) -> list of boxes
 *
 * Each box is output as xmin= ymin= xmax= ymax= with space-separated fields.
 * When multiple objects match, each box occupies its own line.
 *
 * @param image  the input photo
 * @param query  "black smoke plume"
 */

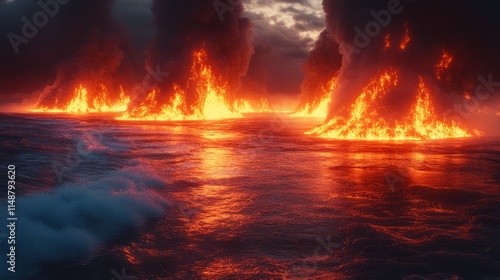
xmin=313 ymin=0 xmax=500 ymax=121
xmin=296 ymin=30 xmax=342 ymax=111
xmin=0 ymin=0 xmax=134 ymax=109
xmin=129 ymin=0 xmax=253 ymax=113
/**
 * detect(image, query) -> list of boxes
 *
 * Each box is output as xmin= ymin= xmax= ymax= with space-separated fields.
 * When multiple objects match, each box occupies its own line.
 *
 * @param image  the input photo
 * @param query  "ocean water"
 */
xmin=0 ymin=113 xmax=499 ymax=280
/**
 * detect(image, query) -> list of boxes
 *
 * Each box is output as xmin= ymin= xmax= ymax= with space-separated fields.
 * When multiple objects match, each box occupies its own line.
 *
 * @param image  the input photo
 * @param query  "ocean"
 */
xmin=0 ymin=113 xmax=499 ymax=279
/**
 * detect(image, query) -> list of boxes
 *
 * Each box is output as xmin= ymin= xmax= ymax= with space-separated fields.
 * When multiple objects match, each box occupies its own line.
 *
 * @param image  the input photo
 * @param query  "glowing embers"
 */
xmin=119 ymin=48 xmax=266 ymax=121
xmin=435 ymin=50 xmax=454 ymax=80
xmin=306 ymin=70 xmax=481 ymax=140
xmin=292 ymin=77 xmax=337 ymax=118
xmin=32 ymin=84 xmax=130 ymax=113
xmin=399 ymin=22 xmax=411 ymax=50
xmin=384 ymin=34 xmax=391 ymax=50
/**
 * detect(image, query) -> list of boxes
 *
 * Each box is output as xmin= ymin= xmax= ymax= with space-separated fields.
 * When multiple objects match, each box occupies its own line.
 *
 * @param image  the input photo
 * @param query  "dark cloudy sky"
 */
xmin=242 ymin=0 xmax=325 ymax=96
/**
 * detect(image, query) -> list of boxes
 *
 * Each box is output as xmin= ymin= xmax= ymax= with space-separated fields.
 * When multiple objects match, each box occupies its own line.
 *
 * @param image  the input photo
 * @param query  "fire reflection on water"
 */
xmin=108 ymin=116 xmax=498 ymax=279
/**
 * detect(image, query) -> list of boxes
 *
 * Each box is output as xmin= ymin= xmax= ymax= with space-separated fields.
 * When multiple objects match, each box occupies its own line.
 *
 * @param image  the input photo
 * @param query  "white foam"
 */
xmin=0 ymin=166 xmax=169 ymax=277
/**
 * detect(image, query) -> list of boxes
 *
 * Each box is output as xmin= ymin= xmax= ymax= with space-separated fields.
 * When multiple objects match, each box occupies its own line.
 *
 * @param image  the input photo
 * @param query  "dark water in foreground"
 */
xmin=0 ymin=113 xmax=499 ymax=280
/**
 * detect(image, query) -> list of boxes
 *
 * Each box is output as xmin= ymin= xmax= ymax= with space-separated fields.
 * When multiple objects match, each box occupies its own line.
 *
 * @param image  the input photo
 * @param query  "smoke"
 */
xmin=35 ymin=0 xmax=135 ymax=109
xmin=36 ymin=31 xmax=133 ymax=109
xmin=0 ymin=0 xmax=135 ymax=108
xmin=132 ymin=0 xmax=254 ymax=111
xmin=312 ymin=0 xmax=500 ymax=122
xmin=296 ymin=30 xmax=342 ymax=110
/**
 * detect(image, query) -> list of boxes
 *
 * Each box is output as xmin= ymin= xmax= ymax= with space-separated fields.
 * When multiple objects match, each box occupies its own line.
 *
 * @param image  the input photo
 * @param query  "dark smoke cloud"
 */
xmin=37 ymin=31 xmax=134 ymax=109
xmin=136 ymin=0 xmax=253 ymax=111
xmin=0 ymin=0 xmax=135 ymax=108
xmin=113 ymin=0 xmax=154 ymax=55
xmin=296 ymin=29 xmax=342 ymax=110
xmin=319 ymin=0 xmax=500 ymax=120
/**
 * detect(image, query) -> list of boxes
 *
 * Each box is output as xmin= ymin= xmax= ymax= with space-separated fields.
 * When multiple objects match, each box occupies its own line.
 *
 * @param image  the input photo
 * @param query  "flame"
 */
xmin=32 ymin=84 xmax=130 ymax=113
xmin=306 ymin=70 xmax=481 ymax=140
xmin=292 ymin=76 xmax=337 ymax=118
xmin=435 ymin=50 xmax=454 ymax=80
xmin=384 ymin=34 xmax=391 ymax=50
xmin=400 ymin=23 xmax=411 ymax=50
xmin=119 ymin=48 xmax=266 ymax=121
xmin=234 ymin=98 xmax=271 ymax=113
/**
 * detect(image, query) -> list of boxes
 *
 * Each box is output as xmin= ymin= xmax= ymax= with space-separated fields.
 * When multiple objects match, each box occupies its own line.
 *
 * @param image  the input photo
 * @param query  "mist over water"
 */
xmin=0 ymin=113 xmax=499 ymax=279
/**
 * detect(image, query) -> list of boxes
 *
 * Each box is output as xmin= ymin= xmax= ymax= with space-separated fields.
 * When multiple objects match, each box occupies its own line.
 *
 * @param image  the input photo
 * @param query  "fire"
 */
xmin=400 ymin=23 xmax=411 ymax=50
xmin=234 ymin=98 xmax=271 ymax=113
xmin=119 ymin=48 xmax=265 ymax=121
xmin=32 ymin=84 xmax=130 ymax=113
xmin=306 ymin=70 xmax=481 ymax=140
xmin=435 ymin=50 xmax=454 ymax=80
xmin=292 ymin=76 xmax=337 ymax=118
xmin=384 ymin=34 xmax=391 ymax=50
xmin=409 ymin=79 xmax=477 ymax=139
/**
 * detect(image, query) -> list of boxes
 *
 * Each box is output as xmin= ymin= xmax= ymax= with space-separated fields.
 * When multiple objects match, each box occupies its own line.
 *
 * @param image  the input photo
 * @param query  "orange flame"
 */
xmin=234 ymin=98 xmax=272 ymax=113
xmin=384 ymin=34 xmax=391 ymax=50
xmin=400 ymin=23 xmax=411 ymax=50
xmin=119 ymin=48 xmax=266 ymax=121
xmin=32 ymin=84 xmax=130 ymax=113
xmin=435 ymin=50 xmax=454 ymax=80
xmin=292 ymin=76 xmax=337 ymax=118
xmin=306 ymin=70 xmax=482 ymax=140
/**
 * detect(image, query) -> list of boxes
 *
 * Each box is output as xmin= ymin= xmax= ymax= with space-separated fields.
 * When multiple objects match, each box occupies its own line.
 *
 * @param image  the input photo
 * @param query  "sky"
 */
xmin=242 ymin=0 xmax=325 ymax=96
xmin=244 ymin=0 xmax=324 ymax=46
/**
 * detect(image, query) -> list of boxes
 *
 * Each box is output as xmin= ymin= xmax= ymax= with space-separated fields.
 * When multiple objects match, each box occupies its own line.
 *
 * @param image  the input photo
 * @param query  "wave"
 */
xmin=0 ymin=166 xmax=169 ymax=279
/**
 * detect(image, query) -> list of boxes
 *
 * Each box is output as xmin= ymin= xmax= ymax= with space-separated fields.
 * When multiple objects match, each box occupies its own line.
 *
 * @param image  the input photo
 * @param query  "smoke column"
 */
xmin=296 ymin=30 xmax=342 ymax=111
xmin=34 ymin=0 xmax=134 ymax=110
xmin=310 ymin=0 xmax=500 ymax=120
xmin=130 ymin=0 xmax=253 ymax=112
xmin=0 ymin=0 xmax=134 ymax=109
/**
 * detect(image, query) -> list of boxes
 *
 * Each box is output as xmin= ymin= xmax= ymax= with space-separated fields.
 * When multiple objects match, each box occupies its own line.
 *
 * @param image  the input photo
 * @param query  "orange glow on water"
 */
xmin=32 ymin=84 xmax=130 ymax=113
xmin=292 ymin=76 xmax=337 ymax=118
xmin=306 ymin=70 xmax=482 ymax=140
